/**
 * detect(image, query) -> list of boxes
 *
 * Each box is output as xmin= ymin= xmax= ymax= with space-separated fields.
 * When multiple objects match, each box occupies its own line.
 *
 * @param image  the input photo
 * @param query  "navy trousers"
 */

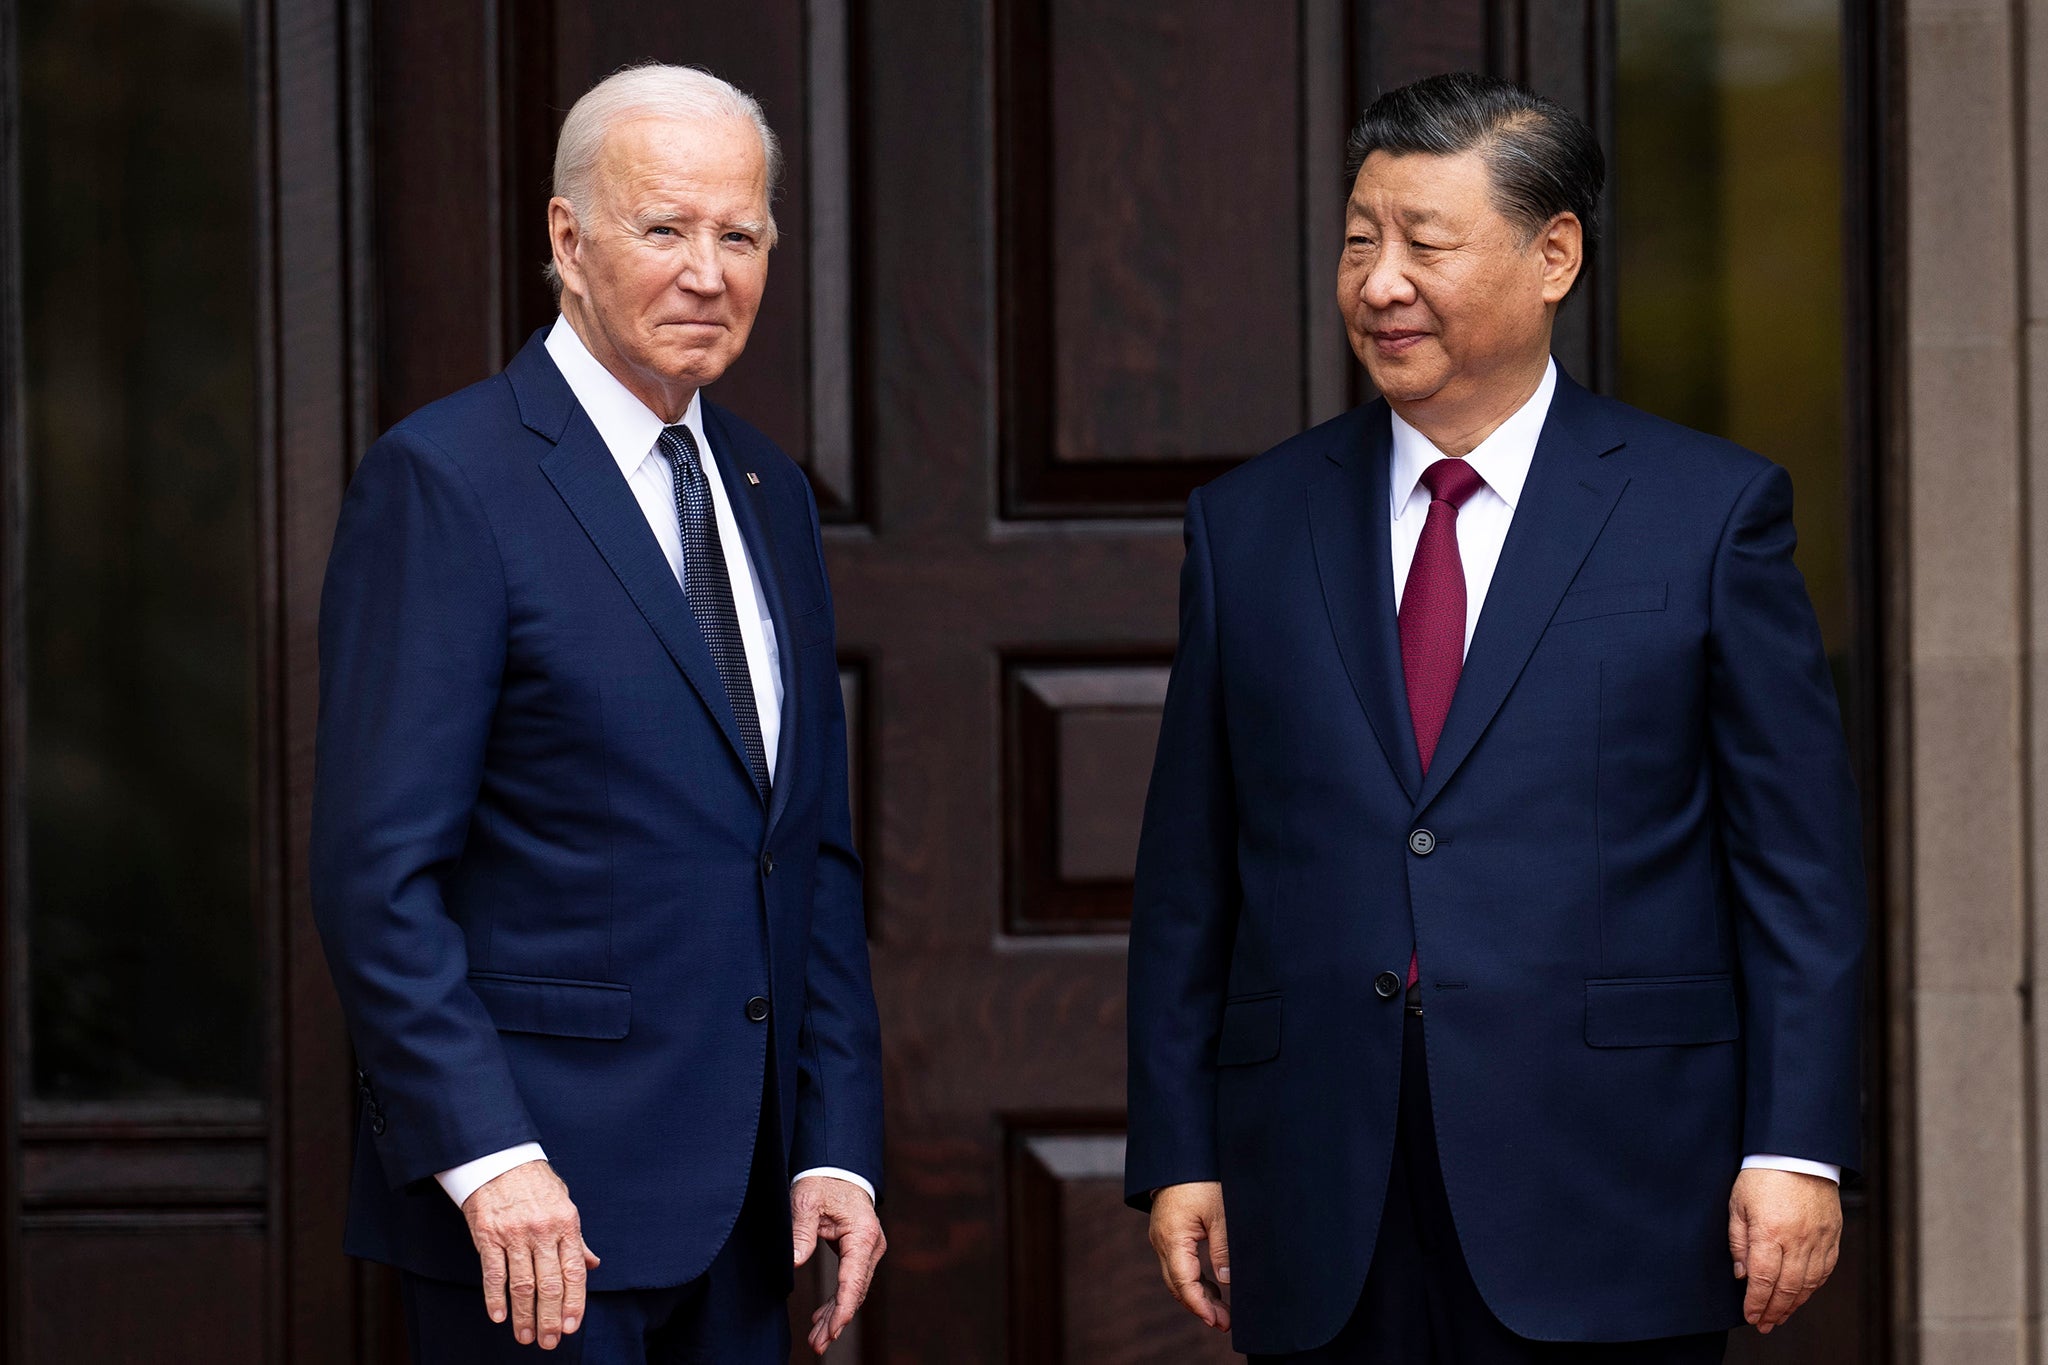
xmin=401 ymin=1108 xmax=792 ymax=1365
xmin=1253 ymin=1004 xmax=1727 ymax=1365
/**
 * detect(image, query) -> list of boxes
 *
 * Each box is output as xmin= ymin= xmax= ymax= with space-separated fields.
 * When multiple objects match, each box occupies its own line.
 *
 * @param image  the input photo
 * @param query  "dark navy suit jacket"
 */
xmin=311 ymin=329 xmax=882 ymax=1290
xmin=1125 ymin=370 xmax=1864 ymax=1353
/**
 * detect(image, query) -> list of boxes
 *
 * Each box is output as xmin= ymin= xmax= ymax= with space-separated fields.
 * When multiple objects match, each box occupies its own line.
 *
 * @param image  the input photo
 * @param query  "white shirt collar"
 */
xmin=1389 ymin=357 xmax=1558 ymax=519
xmin=543 ymin=313 xmax=707 ymax=478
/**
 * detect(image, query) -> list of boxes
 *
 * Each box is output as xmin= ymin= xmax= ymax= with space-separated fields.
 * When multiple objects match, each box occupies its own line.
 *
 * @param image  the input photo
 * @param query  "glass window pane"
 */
xmin=1614 ymin=0 xmax=1850 ymax=683
xmin=20 ymin=0 xmax=259 ymax=1099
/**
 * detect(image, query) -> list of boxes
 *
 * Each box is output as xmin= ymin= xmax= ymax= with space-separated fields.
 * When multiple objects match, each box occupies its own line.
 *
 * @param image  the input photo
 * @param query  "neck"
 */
xmin=562 ymin=297 xmax=696 ymax=423
xmin=1390 ymin=352 xmax=1550 ymax=459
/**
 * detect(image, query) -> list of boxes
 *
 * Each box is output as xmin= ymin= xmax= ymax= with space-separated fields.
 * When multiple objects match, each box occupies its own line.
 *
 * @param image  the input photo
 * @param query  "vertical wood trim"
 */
xmin=1845 ymin=2 xmax=1908 ymax=1360
xmin=0 ymin=0 xmax=25 ymax=1352
xmin=807 ymin=0 xmax=859 ymax=517
xmin=1302 ymin=0 xmax=1351 ymax=426
xmin=265 ymin=1 xmax=364 ymax=1361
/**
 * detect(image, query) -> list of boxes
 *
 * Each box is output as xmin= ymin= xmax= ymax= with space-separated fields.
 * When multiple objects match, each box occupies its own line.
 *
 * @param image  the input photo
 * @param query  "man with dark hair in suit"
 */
xmin=313 ymin=63 xmax=883 ymax=1363
xmin=1129 ymin=72 xmax=1863 ymax=1363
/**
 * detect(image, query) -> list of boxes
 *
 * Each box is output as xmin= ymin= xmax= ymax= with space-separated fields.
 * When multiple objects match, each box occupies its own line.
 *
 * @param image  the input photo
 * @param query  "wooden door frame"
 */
xmin=258 ymin=0 xmax=378 ymax=1359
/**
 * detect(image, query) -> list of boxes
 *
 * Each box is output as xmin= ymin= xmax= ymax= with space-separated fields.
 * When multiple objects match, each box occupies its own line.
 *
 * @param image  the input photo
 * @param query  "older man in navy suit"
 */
xmin=312 ymin=64 xmax=883 ymax=1362
xmin=1128 ymin=74 xmax=1864 ymax=1362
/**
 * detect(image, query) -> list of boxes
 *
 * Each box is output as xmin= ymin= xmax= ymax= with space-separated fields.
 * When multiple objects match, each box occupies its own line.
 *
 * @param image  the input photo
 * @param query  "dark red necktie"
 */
xmin=1399 ymin=456 xmax=1486 ymax=986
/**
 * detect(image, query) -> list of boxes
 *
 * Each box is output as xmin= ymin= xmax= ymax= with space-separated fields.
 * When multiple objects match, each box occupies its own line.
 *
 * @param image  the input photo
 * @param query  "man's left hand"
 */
xmin=1728 ymin=1168 xmax=1841 ymax=1334
xmin=792 ymin=1175 xmax=886 ymax=1355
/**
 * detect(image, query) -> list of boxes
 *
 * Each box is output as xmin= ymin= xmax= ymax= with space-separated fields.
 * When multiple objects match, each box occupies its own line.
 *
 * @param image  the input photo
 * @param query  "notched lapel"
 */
xmin=537 ymin=411 xmax=758 ymax=791
xmin=703 ymin=405 xmax=802 ymax=833
xmin=1307 ymin=406 xmax=1423 ymax=801
xmin=1413 ymin=388 xmax=1629 ymax=814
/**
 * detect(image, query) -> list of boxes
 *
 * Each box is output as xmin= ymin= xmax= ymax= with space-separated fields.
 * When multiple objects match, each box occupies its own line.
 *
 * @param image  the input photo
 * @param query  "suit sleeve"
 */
xmin=310 ymin=429 xmax=539 ymax=1189
xmin=1125 ymin=486 xmax=1241 ymax=1209
xmin=788 ymin=478 xmax=886 ymax=1195
xmin=1708 ymin=462 xmax=1866 ymax=1174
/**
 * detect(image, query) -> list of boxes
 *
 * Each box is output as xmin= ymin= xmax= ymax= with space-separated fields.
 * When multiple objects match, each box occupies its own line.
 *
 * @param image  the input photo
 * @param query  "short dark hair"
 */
xmin=1345 ymin=72 xmax=1605 ymax=262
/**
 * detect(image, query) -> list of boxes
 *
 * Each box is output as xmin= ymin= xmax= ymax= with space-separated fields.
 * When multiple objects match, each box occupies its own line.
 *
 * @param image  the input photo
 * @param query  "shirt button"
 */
xmin=1408 ymin=829 xmax=1436 ymax=856
xmin=1374 ymin=971 xmax=1402 ymax=1000
xmin=746 ymin=996 xmax=771 ymax=1023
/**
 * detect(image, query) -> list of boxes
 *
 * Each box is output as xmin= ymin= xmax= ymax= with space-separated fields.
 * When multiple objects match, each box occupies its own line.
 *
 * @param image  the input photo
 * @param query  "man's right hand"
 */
xmin=461 ymin=1159 xmax=601 ymax=1351
xmin=1148 ymin=1181 xmax=1231 ymax=1333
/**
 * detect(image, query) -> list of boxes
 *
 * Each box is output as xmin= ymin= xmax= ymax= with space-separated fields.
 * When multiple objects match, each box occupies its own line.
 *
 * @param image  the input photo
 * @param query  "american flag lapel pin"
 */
xmin=745 ymin=471 xmax=761 ymax=486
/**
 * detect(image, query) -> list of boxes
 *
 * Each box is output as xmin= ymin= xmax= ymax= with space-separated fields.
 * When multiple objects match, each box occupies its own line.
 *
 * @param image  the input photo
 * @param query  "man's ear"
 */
xmin=1538 ymin=212 xmax=1584 ymax=305
xmin=548 ymin=197 xmax=586 ymax=301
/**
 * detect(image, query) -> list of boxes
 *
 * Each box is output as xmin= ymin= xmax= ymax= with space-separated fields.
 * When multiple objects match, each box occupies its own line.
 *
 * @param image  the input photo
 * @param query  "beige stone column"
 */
xmin=1901 ymin=0 xmax=2031 ymax=1362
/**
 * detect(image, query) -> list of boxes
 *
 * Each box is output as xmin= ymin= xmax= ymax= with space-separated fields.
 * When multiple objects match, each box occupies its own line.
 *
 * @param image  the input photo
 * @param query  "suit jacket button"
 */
xmin=761 ymin=852 xmax=776 ymax=876
xmin=370 ymin=1115 xmax=387 ymax=1136
xmin=1374 ymin=971 xmax=1402 ymax=1000
xmin=1408 ymin=828 xmax=1436 ymax=856
xmin=746 ymin=995 xmax=771 ymax=1022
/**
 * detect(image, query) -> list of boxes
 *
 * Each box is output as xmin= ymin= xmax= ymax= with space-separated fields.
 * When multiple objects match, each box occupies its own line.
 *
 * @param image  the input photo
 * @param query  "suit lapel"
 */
xmin=702 ymin=404 xmax=801 ymax=834
xmin=1307 ymin=405 xmax=1423 ymax=802
xmin=1413 ymin=375 xmax=1629 ymax=815
xmin=511 ymin=337 xmax=759 ymax=794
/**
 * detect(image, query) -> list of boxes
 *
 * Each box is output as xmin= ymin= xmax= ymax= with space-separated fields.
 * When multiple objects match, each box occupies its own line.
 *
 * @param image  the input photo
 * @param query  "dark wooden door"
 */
xmin=0 ymin=2 xmax=1886 ymax=1362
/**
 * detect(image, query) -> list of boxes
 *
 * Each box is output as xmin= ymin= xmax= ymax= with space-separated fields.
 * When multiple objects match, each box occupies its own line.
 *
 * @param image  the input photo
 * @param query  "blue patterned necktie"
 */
xmin=658 ymin=423 xmax=770 ymax=800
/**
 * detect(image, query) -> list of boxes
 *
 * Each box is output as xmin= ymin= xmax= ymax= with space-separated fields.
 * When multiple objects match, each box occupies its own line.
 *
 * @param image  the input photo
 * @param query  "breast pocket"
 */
xmin=787 ymin=604 xmax=834 ymax=651
xmin=1552 ymin=580 xmax=1668 ymax=625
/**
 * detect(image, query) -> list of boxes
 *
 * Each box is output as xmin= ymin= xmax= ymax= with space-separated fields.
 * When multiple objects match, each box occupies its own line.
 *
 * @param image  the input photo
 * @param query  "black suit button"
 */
xmin=1408 ymin=829 xmax=1436 ymax=856
xmin=746 ymin=995 xmax=771 ymax=1022
xmin=1374 ymin=971 xmax=1402 ymax=1000
xmin=370 ymin=1115 xmax=387 ymax=1136
xmin=761 ymin=852 xmax=776 ymax=876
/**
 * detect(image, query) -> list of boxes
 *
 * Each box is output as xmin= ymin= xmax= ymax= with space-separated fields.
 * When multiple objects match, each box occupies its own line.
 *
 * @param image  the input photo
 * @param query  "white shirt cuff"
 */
xmin=436 ymin=1143 xmax=549 ymax=1207
xmin=792 ymin=1166 xmax=877 ymax=1203
xmin=1741 ymin=1154 xmax=1841 ymax=1184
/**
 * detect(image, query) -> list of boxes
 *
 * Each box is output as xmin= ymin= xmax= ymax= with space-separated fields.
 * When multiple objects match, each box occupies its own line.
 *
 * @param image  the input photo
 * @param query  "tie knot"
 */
xmin=1419 ymin=457 xmax=1485 ymax=510
xmin=658 ymin=423 xmax=701 ymax=473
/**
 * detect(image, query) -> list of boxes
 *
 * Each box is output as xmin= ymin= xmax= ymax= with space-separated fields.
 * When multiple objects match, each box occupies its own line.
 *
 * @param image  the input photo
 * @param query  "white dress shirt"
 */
xmin=432 ymin=316 xmax=874 ymax=1209
xmin=1387 ymin=358 xmax=1838 ymax=1188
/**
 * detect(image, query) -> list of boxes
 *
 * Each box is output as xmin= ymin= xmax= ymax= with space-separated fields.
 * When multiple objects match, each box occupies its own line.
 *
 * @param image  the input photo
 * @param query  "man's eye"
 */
xmin=649 ymin=226 xmax=675 ymax=237
xmin=1346 ymin=236 xmax=1375 ymax=248
xmin=1411 ymin=241 xmax=1440 ymax=251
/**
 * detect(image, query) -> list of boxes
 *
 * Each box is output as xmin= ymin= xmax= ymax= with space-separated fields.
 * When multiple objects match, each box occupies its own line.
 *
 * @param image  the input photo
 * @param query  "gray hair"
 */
xmin=1345 ymin=72 xmax=1604 ymax=292
xmin=544 ymin=63 xmax=783 ymax=298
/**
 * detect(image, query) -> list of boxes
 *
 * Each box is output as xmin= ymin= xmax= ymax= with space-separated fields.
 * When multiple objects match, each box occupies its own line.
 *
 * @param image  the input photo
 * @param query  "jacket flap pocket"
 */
xmin=788 ymin=604 xmax=833 ymax=649
xmin=1585 ymin=974 xmax=1737 ymax=1047
xmin=1215 ymin=994 xmax=1281 ymax=1067
xmin=1553 ymin=580 xmax=1668 ymax=625
xmin=469 ymin=972 xmax=632 ymax=1040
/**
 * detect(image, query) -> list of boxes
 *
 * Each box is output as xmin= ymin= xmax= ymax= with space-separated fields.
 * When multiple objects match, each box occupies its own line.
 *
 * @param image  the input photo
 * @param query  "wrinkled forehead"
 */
xmin=593 ymin=113 xmax=769 ymax=204
xmin=1345 ymin=147 xmax=1500 ymax=226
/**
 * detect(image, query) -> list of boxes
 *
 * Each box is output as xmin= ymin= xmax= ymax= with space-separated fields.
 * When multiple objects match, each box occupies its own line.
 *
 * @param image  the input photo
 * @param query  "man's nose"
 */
xmin=1362 ymin=249 xmax=1416 ymax=309
xmin=674 ymin=235 xmax=727 ymax=295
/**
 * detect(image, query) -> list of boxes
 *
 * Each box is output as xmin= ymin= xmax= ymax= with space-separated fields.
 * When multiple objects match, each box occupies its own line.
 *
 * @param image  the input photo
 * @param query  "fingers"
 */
xmin=480 ymin=1243 xmax=510 ymax=1325
xmin=507 ymin=1242 xmax=540 ymax=1346
xmin=828 ymin=1225 xmax=886 ymax=1339
xmin=532 ymin=1237 xmax=566 ymax=1349
xmin=560 ymin=1232 xmax=590 ymax=1339
xmin=1757 ymin=1243 xmax=1810 ymax=1333
xmin=1741 ymin=1237 xmax=1782 ymax=1328
xmin=1727 ymin=1202 xmax=1750 ymax=1280
xmin=1210 ymin=1209 xmax=1232 ymax=1287
xmin=1155 ymin=1236 xmax=1212 ymax=1326
xmin=808 ymin=1295 xmax=836 ymax=1356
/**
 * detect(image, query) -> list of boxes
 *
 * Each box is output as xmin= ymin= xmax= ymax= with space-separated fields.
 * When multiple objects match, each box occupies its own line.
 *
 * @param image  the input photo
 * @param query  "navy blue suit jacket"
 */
xmin=1125 ymin=370 xmax=1864 ymax=1353
xmin=311 ymin=330 xmax=882 ymax=1290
